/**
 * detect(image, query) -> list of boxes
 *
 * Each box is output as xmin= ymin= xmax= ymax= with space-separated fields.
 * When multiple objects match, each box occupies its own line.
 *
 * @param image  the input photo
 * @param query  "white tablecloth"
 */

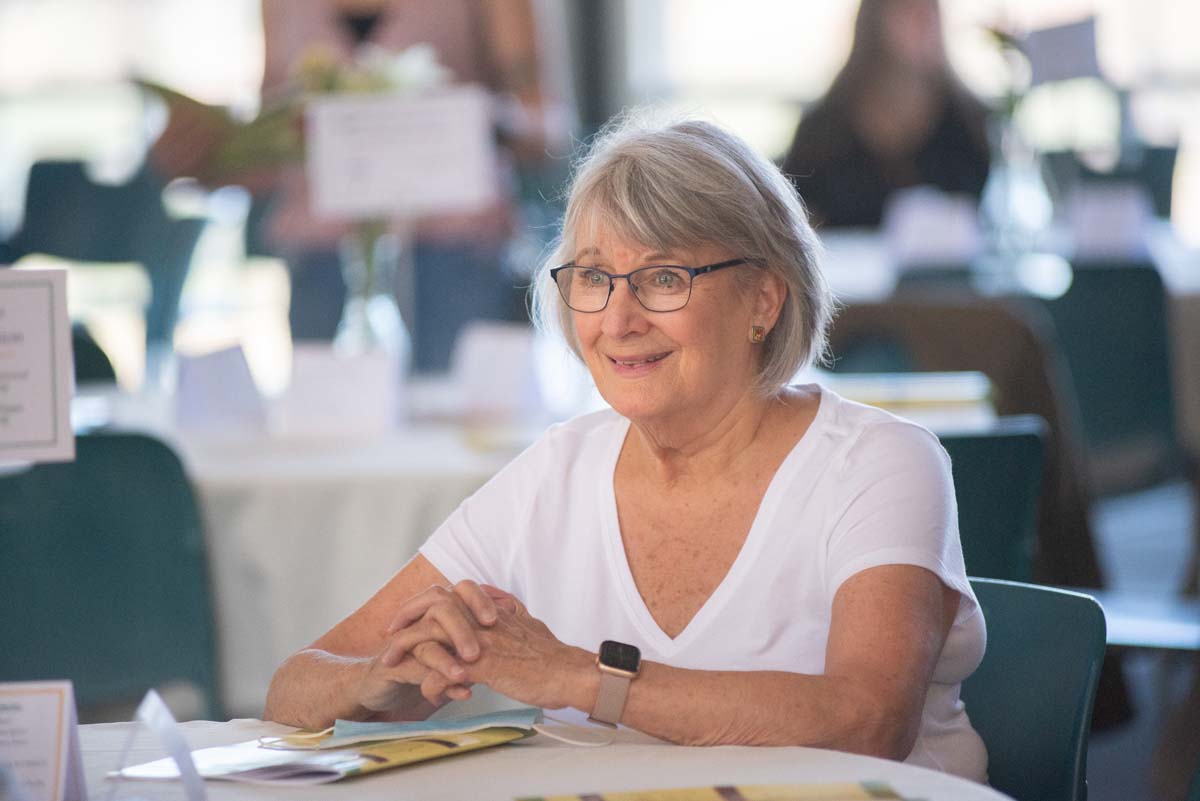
xmin=81 ymin=719 xmax=1014 ymax=801
xmin=181 ymin=427 xmax=514 ymax=717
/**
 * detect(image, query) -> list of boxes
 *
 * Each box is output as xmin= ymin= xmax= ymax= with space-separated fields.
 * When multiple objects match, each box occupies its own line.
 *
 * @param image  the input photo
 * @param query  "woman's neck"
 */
xmin=625 ymin=390 xmax=786 ymax=486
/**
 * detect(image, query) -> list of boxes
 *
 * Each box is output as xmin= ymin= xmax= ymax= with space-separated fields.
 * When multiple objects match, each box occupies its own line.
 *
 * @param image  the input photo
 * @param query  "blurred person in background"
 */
xmin=152 ymin=0 xmax=570 ymax=369
xmin=782 ymin=0 xmax=990 ymax=228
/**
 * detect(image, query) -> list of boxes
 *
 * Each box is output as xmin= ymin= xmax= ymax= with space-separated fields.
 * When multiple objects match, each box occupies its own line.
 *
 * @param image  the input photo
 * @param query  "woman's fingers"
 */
xmin=387 ymin=585 xmax=454 ymax=634
xmin=481 ymin=584 xmax=521 ymax=614
xmin=453 ymin=580 xmax=499 ymax=626
xmin=413 ymin=641 xmax=469 ymax=684
xmin=386 ymin=581 xmax=501 ymax=634
xmin=381 ymin=619 xmax=452 ymax=667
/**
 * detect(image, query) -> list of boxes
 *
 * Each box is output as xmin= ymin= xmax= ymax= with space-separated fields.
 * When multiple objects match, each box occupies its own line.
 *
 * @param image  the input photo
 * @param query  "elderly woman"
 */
xmin=264 ymin=118 xmax=987 ymax=781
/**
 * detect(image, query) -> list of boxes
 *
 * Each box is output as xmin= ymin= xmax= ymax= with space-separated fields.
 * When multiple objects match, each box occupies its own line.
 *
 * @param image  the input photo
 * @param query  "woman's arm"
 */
xmin=606 ymin=564 xmax=959 ymax=754
xmin=263 ymin=554 xmax=498 ymax=729
xmin=391 ymin=563 xmax=957 ymax=756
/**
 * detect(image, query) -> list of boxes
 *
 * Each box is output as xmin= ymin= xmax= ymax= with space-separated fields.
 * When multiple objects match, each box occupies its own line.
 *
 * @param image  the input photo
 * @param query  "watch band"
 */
xmin=588 ymin=666 xmax=634 ymax=728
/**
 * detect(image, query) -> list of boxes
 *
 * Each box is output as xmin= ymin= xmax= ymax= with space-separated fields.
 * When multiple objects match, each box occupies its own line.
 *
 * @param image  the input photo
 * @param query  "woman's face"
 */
xmin=568 ymin=227 xmax=782 ymax=426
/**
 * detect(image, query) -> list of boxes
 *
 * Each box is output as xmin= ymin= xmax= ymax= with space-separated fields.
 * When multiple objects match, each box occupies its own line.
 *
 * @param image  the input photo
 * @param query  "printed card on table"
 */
xmin=0 ymin=268 xmax=74 ymax=463
xmin=0 ymin=681 xmax=86 ymax=801
xmin=306 ymin=84 xmax=498 ymax=220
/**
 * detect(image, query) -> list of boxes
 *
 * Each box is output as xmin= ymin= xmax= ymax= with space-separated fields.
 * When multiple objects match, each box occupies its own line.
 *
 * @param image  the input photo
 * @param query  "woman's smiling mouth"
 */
xmin=607 ymin=351 xmax=671 ymax=375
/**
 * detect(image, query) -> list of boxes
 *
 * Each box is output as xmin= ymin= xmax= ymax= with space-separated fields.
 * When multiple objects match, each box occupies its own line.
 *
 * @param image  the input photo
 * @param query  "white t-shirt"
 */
xmin=420 ymin=385 xmax=987 ymax=781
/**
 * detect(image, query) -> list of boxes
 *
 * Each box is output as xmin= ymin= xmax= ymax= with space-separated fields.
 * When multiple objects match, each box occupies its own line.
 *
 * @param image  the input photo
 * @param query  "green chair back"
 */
xmin=939 ymin=416 xmax=1046 ymax=582
xmin=0 ymin=432 xmax=222 ymax=719
xmin=6 ymin=160 xmax=205 ymax=345
xmin=894 ymin=262 xmax=1184 ymax=495
xmin=1041 ymin=262 xmax=1182 ymax=494
xmin=963 ymin=578 xmax=1106 ymax=801
xmin=71 ymin=323 xmax=117 ymax=385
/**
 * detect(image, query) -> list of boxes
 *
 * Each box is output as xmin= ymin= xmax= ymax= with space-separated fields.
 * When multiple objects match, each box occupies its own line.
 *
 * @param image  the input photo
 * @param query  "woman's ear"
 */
xmin=753 ymin=270 xmax=788 ymax=333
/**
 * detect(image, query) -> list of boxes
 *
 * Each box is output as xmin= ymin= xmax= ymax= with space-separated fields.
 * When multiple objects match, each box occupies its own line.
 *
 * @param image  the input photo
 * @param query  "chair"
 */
xmin=1040 ymin=262 xmax=1187 ymax=496
xmin=829 ymin=298 xmax=1101 ymax=588
xmin=0 ymin=432 xmax=222 ymax=719
xmin=71 ymin=323 xmax=117 ymax=385
xmin=1 ymin=160 xmax=205 ymax=344
xmin=963 ymin=578 xmax=1107 ymax=801
xmin=894 ymin=262 xmax=1190 ymax=498
xmin=939 ymin=416 xmax=1046 ymax=582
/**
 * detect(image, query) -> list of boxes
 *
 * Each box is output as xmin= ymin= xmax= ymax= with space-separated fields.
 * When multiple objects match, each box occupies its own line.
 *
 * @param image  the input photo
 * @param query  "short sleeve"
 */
xmin=824 ymin=421 xmax=973 ymax=607
xmin=418 ymin=435 xmax=549 ymax=590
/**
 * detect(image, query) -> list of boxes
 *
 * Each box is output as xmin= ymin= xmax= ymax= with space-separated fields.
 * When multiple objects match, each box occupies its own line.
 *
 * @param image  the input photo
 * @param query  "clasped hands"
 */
xmin=358 ymin=580 xmax=589 ymax=715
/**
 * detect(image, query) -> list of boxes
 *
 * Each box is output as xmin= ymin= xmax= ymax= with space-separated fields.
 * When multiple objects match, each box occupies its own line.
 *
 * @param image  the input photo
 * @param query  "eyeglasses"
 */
xmin=550 ymin=258 xmax=750 ymax=313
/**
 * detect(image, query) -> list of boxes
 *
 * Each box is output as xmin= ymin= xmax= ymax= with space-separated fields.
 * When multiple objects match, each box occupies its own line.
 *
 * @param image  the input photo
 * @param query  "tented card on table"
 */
xmin=175 ymin=345 xmax=267 ymax=434
xmin=1024 ymin=17 xmax=1101 ymax=86
xmin=306 ymin=85 xmax=498 ymax=220
xmin=0 ymin=681 xmax=86 ymax=801
xmin=272 ymin=344 xmax=401 ymax=437
xmin=0 ymin=268 xmax=74 ymax=463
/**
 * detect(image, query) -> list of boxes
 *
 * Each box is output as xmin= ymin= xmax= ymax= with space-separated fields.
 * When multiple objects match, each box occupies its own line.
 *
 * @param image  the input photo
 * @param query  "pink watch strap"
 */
xmin=588 ymin=669 xmax=632 ymax=727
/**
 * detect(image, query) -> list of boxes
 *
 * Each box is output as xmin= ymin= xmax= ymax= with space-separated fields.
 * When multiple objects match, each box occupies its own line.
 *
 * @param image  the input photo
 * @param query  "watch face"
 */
xmin=599 ymin=640 xmax=641 ymax=673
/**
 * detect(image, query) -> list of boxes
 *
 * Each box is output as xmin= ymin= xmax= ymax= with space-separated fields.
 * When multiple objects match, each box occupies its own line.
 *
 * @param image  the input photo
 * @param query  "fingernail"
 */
xmin=481 ymin=612 xmax=496 ymax=625
xmin=451 ymin=665 xmax=466 ymax=679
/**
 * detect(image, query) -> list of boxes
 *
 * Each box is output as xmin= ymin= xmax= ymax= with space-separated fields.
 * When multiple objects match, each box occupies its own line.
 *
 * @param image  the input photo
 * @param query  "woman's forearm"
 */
xmin=558 ymin=658 xmax=918 ymax=758
xmin=263 ymin=648 xmax=435 ymax=730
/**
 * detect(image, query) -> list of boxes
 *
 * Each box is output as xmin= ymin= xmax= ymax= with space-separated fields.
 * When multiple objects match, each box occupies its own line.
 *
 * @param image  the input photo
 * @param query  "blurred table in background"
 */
xmin=821 ymin=223 xmax=1200 ymax=455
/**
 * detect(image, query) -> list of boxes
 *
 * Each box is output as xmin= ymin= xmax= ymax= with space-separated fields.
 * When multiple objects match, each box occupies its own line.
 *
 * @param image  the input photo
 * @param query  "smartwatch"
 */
xmin=588 ymin=640 xmax=641 ymax=728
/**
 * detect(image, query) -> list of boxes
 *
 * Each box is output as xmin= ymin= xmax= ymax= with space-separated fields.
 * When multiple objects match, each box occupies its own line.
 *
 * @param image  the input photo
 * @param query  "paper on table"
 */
xmin=264 ymin=707 xmax=543 ymax=750
xmin=882 ymin=187 xmax=982 ymax=270
xmin=175 ymin=345 xmax=267 ymax=434
xmin=451 ymin=321 xmax=548 ymax=423
xmin=113 ymin=727 xmax=532 ymax=786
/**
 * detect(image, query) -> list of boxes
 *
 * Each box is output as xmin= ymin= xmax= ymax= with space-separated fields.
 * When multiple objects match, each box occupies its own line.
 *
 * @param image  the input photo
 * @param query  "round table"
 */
xmin=82 ymin=719 xmax=1014 ymax=801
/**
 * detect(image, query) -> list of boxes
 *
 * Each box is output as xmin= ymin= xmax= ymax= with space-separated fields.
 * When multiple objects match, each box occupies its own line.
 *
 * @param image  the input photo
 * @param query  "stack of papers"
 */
xmin=111 ymin=708 xmax=540 ymax=786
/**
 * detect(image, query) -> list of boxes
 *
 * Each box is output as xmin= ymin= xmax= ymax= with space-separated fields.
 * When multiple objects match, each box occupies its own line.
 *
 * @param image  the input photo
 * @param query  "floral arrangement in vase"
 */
xmin=142 ymin=43 xmax=451 ymax=355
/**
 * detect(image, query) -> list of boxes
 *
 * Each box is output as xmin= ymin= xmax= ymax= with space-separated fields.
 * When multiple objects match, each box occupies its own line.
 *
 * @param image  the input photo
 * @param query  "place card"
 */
xmin=452 ymin=321 xmax=548 ymax=423
xmin=306 ymin=85 xmax=498 ymax=220
xmin=882 ymin=187 xmax=982 ymax=269
xmin=0 ymin=681 xmax=85 ymax=801
xmin=271 ymin=344 xmax=402 ymax=437
xmin=175 ymin=345 xmax=267 ymax=434
xmin=0 ymin=268 xmax=74 ymax=463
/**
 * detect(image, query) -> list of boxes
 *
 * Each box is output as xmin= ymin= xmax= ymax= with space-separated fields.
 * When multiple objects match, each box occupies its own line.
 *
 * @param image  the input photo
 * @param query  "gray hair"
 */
xmin=532 ymin=115 xmax=833 ymax=395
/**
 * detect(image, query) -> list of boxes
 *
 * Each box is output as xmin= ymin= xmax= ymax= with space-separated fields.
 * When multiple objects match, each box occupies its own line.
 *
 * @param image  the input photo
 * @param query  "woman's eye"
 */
xmin=651 ymin=270 xmax=679 ymax=287
xmin=580 ymin=269 xmax=607 ymax=286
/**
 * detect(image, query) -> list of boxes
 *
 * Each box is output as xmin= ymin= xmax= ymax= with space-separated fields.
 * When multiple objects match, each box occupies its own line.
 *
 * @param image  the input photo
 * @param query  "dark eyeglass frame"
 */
xmin=550 ymin=258 xmax=751 ymax=313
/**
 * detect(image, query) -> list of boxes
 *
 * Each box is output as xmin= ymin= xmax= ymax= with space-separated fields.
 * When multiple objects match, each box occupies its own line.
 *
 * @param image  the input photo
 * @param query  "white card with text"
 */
xmin=306 ymin=85 xmax=498 ymax=220
xmin=0 ymin=681 xmax=86 ymax=801
xmin=0 ymin=268 xmax=74 ymax=463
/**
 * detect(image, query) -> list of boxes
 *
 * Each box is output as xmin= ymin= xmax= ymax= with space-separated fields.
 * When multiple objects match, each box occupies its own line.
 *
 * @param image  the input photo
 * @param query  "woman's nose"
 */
xmin=599 ymin=278 xmax=649 ymax=337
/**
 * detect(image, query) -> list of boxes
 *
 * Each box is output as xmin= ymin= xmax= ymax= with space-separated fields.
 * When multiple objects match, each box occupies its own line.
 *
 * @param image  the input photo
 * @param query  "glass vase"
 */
xmin=334 ymin=221 xmax=411 ymax=364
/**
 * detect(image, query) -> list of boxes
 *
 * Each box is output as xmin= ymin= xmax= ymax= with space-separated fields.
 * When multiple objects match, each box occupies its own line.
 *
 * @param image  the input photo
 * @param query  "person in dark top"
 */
xmin=782 ymin=0 xmax=991 ymax=228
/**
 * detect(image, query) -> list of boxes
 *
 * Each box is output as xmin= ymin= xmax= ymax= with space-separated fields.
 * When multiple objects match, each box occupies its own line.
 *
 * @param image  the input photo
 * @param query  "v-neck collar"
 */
xmin=597 ymin=385 xmax=831 ymax=656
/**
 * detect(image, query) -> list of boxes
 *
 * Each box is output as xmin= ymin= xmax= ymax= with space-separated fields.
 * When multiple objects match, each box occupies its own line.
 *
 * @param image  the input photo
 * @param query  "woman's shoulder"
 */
xmin=806 ymin=385 xmax=948 ymax=471
xmin=516 ymin=407 xmax=627 ymax=467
